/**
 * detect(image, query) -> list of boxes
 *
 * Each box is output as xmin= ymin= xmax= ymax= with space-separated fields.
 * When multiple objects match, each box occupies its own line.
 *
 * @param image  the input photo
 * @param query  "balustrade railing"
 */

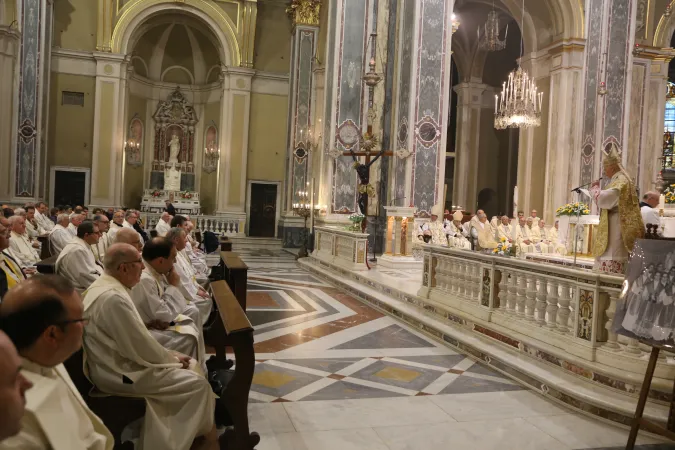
xmin=142 ymin=213 xmax=245 ymax=236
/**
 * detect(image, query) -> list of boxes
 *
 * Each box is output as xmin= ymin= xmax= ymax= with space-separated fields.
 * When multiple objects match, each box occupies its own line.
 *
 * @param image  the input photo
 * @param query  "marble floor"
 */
xmin=234 ymin=249 xmax=675 ymax=450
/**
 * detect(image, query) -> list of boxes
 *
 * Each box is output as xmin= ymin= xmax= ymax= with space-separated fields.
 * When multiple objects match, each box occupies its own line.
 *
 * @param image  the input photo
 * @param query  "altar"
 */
xmin=140 ymin=189 xmax=201 ymax=215
xmin=556 ymin=214 xmax=599 ymax=255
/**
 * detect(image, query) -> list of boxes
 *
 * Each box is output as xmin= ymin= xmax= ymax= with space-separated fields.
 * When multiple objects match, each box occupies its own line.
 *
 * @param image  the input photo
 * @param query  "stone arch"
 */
xmin=654 ymin=1 xmax=675 ymax=47
xmin=111 ymin=0 xmax=240 ymax=67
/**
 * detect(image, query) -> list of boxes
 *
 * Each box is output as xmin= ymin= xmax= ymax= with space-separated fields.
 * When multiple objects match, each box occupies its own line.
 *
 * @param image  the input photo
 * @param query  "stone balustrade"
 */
xmin=142 ymin=212 xmax=245 ymax=236
xmin=417 ymin=244 xmax=675 ymax=381
xmin=312 ymin=226 xmax=369 ymax=271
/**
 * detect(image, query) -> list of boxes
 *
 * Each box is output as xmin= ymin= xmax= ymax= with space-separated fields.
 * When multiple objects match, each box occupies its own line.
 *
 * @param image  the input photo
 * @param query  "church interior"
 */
xmin=4 ymin=0 xmax=675 ymax=449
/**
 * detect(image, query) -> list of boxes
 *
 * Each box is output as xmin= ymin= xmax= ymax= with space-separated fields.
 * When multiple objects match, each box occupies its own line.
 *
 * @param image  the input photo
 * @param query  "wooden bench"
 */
xmin=37 ymin=235 xmax=51 ymax=260
xmin=35 ymin=255 xmax=57 ymax=275
xmin=63 ymin=349 xmax=145 ymax=449
xmin=220 ymin=251 xmax=248 ymax=309
xmin=220 ymin=236 xmax=232 ymax=252
xmin=207 ymin=280 xmax=259 ymax=449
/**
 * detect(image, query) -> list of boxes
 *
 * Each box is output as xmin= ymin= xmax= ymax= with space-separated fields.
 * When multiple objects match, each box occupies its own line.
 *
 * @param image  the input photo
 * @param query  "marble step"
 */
xmin=229 ymin=236 xmax=283 ymax=250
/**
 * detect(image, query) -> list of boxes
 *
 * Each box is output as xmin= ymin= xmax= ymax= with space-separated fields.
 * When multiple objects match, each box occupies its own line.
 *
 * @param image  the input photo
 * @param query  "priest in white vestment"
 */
xmin=0 ymin=330 xmax=32 ymax=442
xmin=530 ymin=209 xmax=541 ymax=224
xmin=445 ymin=211 xmax=472 ymax=249
xmin=640 ymin=191 xmax=661 ymax=232
xmin=539 ymin=220 xmax=566 ymax=255
xmin=527 ymin=218 xmax=554 ymax=254
xmin=171 ymin=216 xmax=209 ymax=282
xmin=122 ymin=210 xmax=141 ymax=236
xmin=154 ymin=212 xmax=172 ymax=237
xmin=497 ymin=216 xmax=514 ymax=242
xmin=82 ymin=244 xmax=217 ymax=450
xmin=470 ymin=211 xmax=498 ymax=250
xmin=34 ymin=202 xmax=54 ymax=232
xmin=185 ymin=221 xmax=210 ymax=276
xmin=50 ymin=214 xmax=75 ymax=256
xmin=513 ymin=216 xmax=536 ymax=256
xmin=166 ymin=228 xmax=213 ymax=325
xmin=24 ymin=206 xmax=45 ymax=239
xmin=91 ymin=214 xmax=111 ymax=264
xmin=56 ymin=221 xmax=103 ymax=292
xmin=68 ymin=213 xmax=84 ymax=237
xmin=417 ymin=205 xmax=448 ymax=246
xmin=130 ymin=238 xmax=205 ymax=365
xmin=0 ymin=275 xmax=114 ymax=449
xmin=7 ymin=216 xmax=40 ymax=267
xmin=105 ymin=210 xmax=125 ymax=242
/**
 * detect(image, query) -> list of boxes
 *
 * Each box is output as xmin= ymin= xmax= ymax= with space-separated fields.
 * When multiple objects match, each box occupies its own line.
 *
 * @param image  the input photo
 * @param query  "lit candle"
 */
xmin=660 ymin=194 xmax=665 ymax=210
xmin=494 ymin=95 xmax=498 ymax=111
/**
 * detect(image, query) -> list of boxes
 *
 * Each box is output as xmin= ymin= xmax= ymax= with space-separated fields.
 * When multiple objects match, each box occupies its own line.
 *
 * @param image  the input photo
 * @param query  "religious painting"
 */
xmin=612 ymin=240 xmax=675 ymax=347
xmin=126 ymin=117 xmax=143 ymax=167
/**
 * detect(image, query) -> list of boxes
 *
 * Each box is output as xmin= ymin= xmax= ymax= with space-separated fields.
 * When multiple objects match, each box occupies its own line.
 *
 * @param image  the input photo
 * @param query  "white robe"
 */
xmin=25 ymin=219 xmax=44 ymax=239
xmin=641 ymin=205 xmax=660 ymax=230
xmin=91 ymin=232 xmax=111 ymax=264
xmin=131 ymin=266 xmax=205 ymax=365
xmin=595 ymin=176 xmax=628 ymax=264
xmin=82 ymin=275 xmax=215 ymax=450
xmin=154 ymin=219 xmax=171 ymax=237
xmin=9 ymin=231 xmax=40 ymax=266
xmin=67 ymin=223 xmax=78 ymax=237
xmin=175 ymin=251 xmax=212 ymax=325
xmin=0 ymin=359 xmax=113 ymax=450
xmin=56 ymin=238 xmax=103 ymax=292
xmin=34 ymin=211 xmax=54 ymax=232
xmin=445 ymin=221 xmax=471 ymax=249
xmin=528 ymin=226 xmax=554 ymax=254
xmin=471 ymin=221 xmax=498 ymax=250
xmin=497 ymin=224 xmax=513 ymax=242
xmin=513 ymin=225 xmax=536 ymax=255
xmin=105 ymin=222 xmax=123 ymax=242
xmin=50 ymin=224 xmax=74 ymax=255
xmin=541 ymin=227 xmax=567 ymax=255
xmin=185 ymin=240 xmax=209 ymax=278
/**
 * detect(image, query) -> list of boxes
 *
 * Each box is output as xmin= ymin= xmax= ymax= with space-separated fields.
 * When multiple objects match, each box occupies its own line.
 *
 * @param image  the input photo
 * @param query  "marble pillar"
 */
xmin=391 ymin=0 xmax=455 ymax=215
xmin=280 ymin=0 xmax=321 ymax=247
xmin=453 ymin=81 xmax=487 ymax=211
xmin=0 ymin=25 xmax=20 ymax=202
xmin=578 ymin=0 xmax=638 ymax=188
xmin=543 ymin=43 xmax=584 ymax=224
xmin=14 ymin=0 xmax=53 ymax=201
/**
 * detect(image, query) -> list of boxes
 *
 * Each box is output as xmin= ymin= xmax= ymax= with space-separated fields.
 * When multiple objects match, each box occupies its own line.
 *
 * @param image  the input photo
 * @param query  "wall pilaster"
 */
xmin=0 ymin=26 xmax=20 ymax=202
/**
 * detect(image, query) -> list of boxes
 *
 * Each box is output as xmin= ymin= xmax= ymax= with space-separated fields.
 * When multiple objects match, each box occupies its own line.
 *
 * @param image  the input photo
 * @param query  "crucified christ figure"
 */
xmin=350 ymin=148 xmax=384 ymax=216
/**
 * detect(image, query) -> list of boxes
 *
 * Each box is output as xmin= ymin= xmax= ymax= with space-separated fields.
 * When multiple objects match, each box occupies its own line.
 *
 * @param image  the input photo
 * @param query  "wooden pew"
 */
xmin=37 ymin=235 xmax=51 ymax=260
xmin=220 ymin=251 xmax=248 ymax=310
xmin=35 ymin=255 xmax=57 ymax=275
xmin=63 ymin=349 xmax=145 ymax=450
xmin=208 ymin=280 xmax=259 ymax=449
xmin=220 ymin=236 xmax=232 ymax=252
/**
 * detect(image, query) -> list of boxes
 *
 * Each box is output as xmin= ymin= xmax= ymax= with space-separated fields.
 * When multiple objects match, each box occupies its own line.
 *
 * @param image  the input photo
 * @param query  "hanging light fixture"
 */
xmin=494 ymin=0 xmax=543 ymax=130
xmin=478 ymin=1 xmax=507 ymax=52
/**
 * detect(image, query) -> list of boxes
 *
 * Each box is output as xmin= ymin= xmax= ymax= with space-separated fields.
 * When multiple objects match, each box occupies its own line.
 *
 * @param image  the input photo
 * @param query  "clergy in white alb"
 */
xmin=417 ymin=205 xmax=448 ymax=246
xmin=130 ymin=238 xmax=205 ymax=365
xmin=122 ymin=210 xmax=141 ymax=238
xmin=24 ymin=207 xmax=45 ymax=240
xmin=527 ymin=218 xmax=553 ymax=254
xmin=513 ymin=216 xmax=536 ymax=256
xmin=82 ymin=244 xmax=216 ymax=450
xmin=539 ymin=220 xmax=566 ymax=255
xmin=640 ymin=191 xmax=661 ymax=233
xmin=445 ymin=211 xmax=472 ymax=249
xmin=68 ymin=213 xmax=84 ymax=237
xmin=0 ymin=275 xmax=114 ymax=450
xmin=470 ymin=211 xmax=499 ymax=250
xmin=91 ymin=214 xmax=111 ymax=264
xmin=171 ymin=216 xmax=210 ymax=283
xmin=496 ymin=216 xmax=514 ymax=242
xmin=154 ymin=212 xmax=172 ymax=237
xmin=7 ymin=216 xmax=40 ymax=267
xmin=105 ymin=210 xmax=125 ymax=242
xmin=56 ymin=221 xmax=103 ymax=292
xmin=34 ymin=202 xmax=54 ymax=232
xmin=166 ymin=228 xmax=212 ymax=325
xmin=50 ymin=214 xmax=75 ymax=256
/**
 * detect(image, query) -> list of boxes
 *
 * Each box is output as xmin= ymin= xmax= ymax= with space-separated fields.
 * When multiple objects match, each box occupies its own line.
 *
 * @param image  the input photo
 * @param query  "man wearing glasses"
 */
xmin=82 ymin=243 xmax=221 ymax=449
xmin=91 ymin=214 xmax=111 ymax=263
xmin=0 ymin=275 xmax=113 ymax=449
xmin=55 ymin=221 xmax=103 ymax=293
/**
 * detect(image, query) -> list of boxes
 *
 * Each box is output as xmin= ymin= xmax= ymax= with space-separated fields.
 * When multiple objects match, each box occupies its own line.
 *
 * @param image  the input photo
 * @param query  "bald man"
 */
xmin=82 ymin=244 xmax=219 ymax=450
xmin=111 ymin=227 xmax=143 ymax=252
xmin=0 ymin=275 xmax=113 ymax=449
xmin=641 ymin=191 xmax=661 ymax=232
xmin=155 ymin=212 xmax=172 ymax=237
xmin=0 ymin=331 xmax=32 ymax=443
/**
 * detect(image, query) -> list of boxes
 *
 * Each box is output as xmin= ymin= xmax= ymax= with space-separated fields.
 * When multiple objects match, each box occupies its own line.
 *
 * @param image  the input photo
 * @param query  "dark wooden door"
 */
xmin=54 ymin=170 xmax=86 ymax=207
xmin=249 ymin=183 xmax=277 ymax=237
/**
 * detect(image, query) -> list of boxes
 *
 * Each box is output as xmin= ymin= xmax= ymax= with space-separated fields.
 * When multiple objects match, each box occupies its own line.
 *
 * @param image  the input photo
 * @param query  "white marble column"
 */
xmin=0 ymin=25 xmax=19 ymax=202
xmin=453 ymin=81 xmax=487 ymax=210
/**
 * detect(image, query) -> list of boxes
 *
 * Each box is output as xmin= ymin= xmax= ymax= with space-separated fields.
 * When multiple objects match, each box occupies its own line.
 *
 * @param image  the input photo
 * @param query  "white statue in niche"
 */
xmin=168 ymin=133 xmax=181 ymax=164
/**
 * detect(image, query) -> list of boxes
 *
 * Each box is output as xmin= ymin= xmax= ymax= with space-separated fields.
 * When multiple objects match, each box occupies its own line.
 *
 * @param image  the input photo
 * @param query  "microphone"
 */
xmin=570 ymin=177 xmax=603 ymax=193
xmin=389 ymin=196 xmax=407 ymax=206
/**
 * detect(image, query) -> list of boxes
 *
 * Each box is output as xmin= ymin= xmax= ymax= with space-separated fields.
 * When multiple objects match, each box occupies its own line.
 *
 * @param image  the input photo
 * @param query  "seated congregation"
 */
xmin=0 ymin=203 xmax=257 ymax=450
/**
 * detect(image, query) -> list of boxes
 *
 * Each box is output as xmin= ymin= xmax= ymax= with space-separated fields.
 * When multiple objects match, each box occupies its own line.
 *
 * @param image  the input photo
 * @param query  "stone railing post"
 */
xmin=546 ymin=281 xmax=559 ymax=329
xmin=507 ymin=272 xmax=518 ymax=314
xmin=525 ymin=275 xmax=537 ymax=321
xmin=603 ymin=290 xmax=621 ymax=350
xmin=535 ymin=278 xmax=548 ymax=325
xmin=498 ymin=269 xmax=509 ymax=311
xmin=557 ymin=283 xmax=572 ymax=334
xmin=516 ymin=273 xmax=527 ymax=317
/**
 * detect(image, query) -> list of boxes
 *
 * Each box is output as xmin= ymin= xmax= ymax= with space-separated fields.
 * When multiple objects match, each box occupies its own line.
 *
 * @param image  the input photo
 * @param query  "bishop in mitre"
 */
xmin=445 ymin=211 xmax=471 ymax=249
xmin=417 ymin=205 xmax=448 ymax=246
xmin=591 ymin=144 xmax=644 ymax=274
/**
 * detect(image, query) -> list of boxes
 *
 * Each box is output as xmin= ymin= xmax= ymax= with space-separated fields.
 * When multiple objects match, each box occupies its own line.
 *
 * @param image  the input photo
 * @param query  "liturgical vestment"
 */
xmin=50 ymin=225 xmax=74 ymax=255
xmin=175 ymin=250 xmax=213 ymax=325
xmin=82 ymin=275 xmax=215 ymax=450
xmin=131 ymin=264 xmax=205 ymax=364
xmin=56 ymin=238 xmax=103 ymax=292
xmin=0 ymin=359 xmax=113 ymax=450
xmin=9 ymin=231 xmax=40 ymax=267
xmin=513 ymin=225 xmax=536 ymax=256
xmin=154 ymin=218 xmax=171 ymax=237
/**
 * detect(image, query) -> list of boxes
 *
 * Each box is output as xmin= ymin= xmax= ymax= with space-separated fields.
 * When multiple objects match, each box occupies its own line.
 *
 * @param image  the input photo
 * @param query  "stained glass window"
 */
xmin=663 ymin=82 xmax=675 ymax=170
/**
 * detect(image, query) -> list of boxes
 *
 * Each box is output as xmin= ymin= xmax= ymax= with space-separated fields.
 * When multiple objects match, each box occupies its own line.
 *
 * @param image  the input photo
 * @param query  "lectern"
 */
xmin=378 ymin=206 xmax=421 ymax=269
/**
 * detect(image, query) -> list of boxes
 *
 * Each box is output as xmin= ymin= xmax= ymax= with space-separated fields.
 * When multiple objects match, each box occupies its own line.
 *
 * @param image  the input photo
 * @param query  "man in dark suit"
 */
xmin=165 ymin=200 xmax=176 ymax=216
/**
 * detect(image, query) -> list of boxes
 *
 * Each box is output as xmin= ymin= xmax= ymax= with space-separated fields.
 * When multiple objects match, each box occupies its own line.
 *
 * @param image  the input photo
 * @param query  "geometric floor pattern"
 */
xmin=236 ymin=248 xmax=675 ymax=450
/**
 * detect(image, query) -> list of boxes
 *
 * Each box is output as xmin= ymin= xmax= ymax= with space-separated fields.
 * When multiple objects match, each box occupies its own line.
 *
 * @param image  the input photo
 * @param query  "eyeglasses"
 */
xmin=56 ymin=316 xmax=90 ymax=328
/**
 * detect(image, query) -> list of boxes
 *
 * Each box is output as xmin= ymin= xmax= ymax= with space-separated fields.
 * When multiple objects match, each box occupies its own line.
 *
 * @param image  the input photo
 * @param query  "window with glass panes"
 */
xmin=663 ymin=83 xmax=675 ymax=170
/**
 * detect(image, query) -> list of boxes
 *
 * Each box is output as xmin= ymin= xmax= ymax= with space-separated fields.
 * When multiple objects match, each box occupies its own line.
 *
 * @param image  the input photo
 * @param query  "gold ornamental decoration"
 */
xmin=286 ymin=0 xmax=321 ymax=26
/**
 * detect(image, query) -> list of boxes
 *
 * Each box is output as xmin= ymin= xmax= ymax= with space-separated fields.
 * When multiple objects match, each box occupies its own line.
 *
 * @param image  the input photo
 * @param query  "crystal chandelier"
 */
xmin=478 ymin=3 xmax=507 ymax=52
xmin=494 ymin=0 xmax=543 ymax=129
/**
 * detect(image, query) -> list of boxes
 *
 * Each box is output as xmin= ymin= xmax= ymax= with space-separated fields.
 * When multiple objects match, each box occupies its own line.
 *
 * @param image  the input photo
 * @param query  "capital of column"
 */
xmin=286 ymin=0 xmax=321 ymax=27
xmin=454 ymin=81 xmax=489 ymax=106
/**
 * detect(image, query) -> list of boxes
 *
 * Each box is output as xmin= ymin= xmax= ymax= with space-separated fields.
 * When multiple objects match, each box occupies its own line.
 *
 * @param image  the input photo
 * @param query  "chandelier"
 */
xmin=494 ymin=0 xmax=543 ymax=129
xmin=478 ymin=4 xmax=507 ymax=52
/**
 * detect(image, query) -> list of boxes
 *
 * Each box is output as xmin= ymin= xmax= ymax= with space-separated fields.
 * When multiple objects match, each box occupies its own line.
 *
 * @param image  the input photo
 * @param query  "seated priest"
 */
xmin=0 ymin=275 xmax=114 ymax=449
xmin=111 ymin=228 xmax=144 ymax=254
xmin=470 ymin=211 xmax=499 ymax=250
xmin=105 ymin=210 xmax=125 ymax=242
xmin=513 ymin=216 xmax=536 ymax=256
xmin=91 ymin=214 xmax=111 ymax=264
xmin=55 ymin=221 xmax=103 ymax=292
xmin=154 ymin=212 xmax=173 ymax=237
xmin=166 ymin=228 xmax=212 ymax=325
xmin=82 ymin=243 xmax=219 ymax=450
xmin=34 ymin=202 xmax=54 ymax=233
xmin=539 ymin=219 xmax=566 ymax=255
xmin=0 ymin=330 xmax=33 ymax=443
xmin=446 ymin=211 xmax=472 ymax=249
xmin=68 ymin=212 xmax=84 ymax=237
xmin=0 ymin=218 xmax=26 ymax=300
xmin=185 ymin=221 xmax=210 ymax=275
xmin=24 ymin=206 xmax=45 ymax=239
xmin=417 ymin=205 xmax=448 ymax=246
xmin=640 ymin=191 xmax=661 ymax=232
xmin=497 ymin=216 xmax=514 ymax=242
xmin=122 ymin=210 xmax=138 ymax=232
xmin=170 ymin=216 xmax=209 ymax=283
xmin=8 ymin=216 xmax=40 ymax=268
xmin=49 ymin=214 xmax=75 ymax=256
xmin=130 ymin=238 xmax=205 ymax=365
xmin=530 ymin=209 xmax=540 ymax=223
xmin=527 ymin=217 xmax=554 ymax=254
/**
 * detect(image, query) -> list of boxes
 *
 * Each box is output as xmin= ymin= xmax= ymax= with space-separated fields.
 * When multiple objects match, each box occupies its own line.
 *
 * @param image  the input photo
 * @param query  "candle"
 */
xmin=660 ymin=194 xmax=665 ymax=210
xmin=494 ymin=95 xmax=498 ymax=111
